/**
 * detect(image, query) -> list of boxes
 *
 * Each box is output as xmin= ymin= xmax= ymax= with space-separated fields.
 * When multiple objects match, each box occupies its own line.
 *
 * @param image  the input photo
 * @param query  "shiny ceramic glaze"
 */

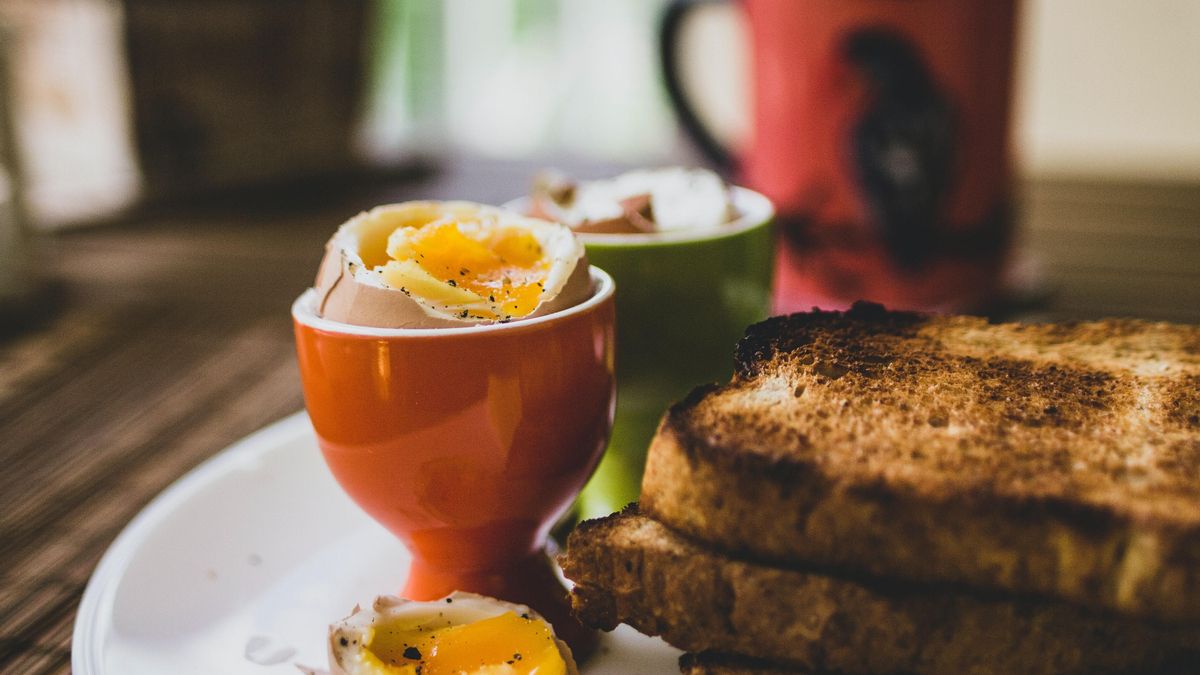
xmin=292 ymin=268 xmax=615 ymax=652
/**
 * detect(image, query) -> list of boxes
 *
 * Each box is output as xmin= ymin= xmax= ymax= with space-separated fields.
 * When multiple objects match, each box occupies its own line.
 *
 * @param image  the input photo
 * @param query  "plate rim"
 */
xmin=71 ymin=411 xmax=314 ymax=675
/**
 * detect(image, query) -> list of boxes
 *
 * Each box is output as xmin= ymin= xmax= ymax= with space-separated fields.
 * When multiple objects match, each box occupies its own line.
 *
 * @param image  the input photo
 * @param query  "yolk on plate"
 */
xmin=364 ymin=611 xmax=566 ymax=675
xmin=379 ymin=216 xmax=551 ymax=320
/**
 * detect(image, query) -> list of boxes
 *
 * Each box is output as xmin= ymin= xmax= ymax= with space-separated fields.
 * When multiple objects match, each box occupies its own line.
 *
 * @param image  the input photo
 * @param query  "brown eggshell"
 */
xmin=314 ymin=249 xmax=466 ymax=329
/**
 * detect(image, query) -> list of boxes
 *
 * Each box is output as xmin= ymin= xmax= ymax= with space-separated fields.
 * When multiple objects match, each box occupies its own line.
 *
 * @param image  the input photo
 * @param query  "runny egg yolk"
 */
xmin=363 ymin=611 xmax=566 ymax=675
xmin=379 ymin=218 xmax=550 ymax=321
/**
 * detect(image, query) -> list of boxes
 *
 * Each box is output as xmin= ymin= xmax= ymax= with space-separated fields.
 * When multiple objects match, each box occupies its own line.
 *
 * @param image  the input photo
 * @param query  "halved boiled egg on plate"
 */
xmin=329 ymin=593 xmax=577 ymax=675
xmin=315 ymin=201 xmax=591 ymax=328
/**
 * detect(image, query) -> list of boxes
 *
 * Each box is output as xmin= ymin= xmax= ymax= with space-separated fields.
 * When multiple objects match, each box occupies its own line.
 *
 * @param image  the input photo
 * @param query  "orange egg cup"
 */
xmin=293 ymin=268 xmax=615 ymax=655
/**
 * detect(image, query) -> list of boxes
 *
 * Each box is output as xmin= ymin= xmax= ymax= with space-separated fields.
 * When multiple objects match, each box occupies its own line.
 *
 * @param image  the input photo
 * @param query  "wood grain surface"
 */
xmin=0 ymin=160 xmax=1197 ymax=673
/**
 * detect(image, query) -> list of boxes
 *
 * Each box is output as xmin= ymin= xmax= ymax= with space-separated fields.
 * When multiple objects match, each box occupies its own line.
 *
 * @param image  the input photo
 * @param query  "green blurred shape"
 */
xmin=576 ymin=192 xmax=775 ymax=519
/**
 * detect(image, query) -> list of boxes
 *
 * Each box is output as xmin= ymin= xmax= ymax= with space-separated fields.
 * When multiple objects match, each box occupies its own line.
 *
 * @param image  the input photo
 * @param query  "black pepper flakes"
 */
xmin=339 ymin=637 xmax=349 ymax=647
xmin=445 ymin=597 xmax=453 ymax=603
xmin=447 ymin=279 xmax=457 ymax=287
xmin=403 ymin=646 xmax=422 ymax=660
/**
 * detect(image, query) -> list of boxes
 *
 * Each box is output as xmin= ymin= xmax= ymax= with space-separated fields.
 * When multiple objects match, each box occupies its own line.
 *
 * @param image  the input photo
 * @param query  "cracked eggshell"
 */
xmin=313 ymin=201 xmax=592 ymax=329
xmin=328 ymin=592 xmax=578 ymax=675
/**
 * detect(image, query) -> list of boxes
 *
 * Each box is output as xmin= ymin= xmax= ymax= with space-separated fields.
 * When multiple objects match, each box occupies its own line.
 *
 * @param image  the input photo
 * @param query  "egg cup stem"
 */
xmin=404 ymin=550 xmax=598 ymax=659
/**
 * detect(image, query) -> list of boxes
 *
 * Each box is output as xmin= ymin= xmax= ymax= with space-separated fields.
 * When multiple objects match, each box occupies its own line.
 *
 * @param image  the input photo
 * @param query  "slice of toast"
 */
xmin=678 ymin=652 xmax=809 ymax=674
xmin=676 ymin=651 xmax=1200 ymax=675
xmin=562 ymin=510 xmax=1200 ymax=675
xmin=640 ymin=302 xmax=1200 ymax=622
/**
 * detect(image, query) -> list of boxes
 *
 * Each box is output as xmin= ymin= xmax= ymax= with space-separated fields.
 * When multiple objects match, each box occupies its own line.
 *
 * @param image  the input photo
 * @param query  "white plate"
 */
xmin=73 ymin=412 xmax=681 ymax=674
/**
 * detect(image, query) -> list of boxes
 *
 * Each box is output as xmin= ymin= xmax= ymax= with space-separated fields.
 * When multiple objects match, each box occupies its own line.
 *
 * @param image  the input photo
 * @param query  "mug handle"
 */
xmin=659 ymin=0 xmax=736 ymax=173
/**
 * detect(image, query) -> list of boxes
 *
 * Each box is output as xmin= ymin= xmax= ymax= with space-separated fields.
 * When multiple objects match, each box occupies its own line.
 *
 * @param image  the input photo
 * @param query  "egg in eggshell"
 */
xmin=328 ymin=592 xmax=578 ymax=675
xmin=315 ymin=201 xmax=592 ymax=329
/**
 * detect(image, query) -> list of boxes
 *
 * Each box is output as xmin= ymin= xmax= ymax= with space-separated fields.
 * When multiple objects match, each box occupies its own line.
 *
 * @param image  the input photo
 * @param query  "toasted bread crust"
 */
xmin=641 ymin=303 xmax=1200 ymax=622
xmin=564 ymin=511 xmax=1200 ymax=675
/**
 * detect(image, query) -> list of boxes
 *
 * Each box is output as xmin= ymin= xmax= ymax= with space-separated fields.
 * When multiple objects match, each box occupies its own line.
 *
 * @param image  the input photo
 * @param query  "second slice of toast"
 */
xmin=640 ymin=302 xmax=1200 ymax=622
xmin=563 ymin=509 xmax=1200 ymax=675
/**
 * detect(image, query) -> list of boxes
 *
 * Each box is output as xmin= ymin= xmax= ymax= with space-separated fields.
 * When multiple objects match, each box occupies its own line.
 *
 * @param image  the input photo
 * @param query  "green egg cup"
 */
xmin=573 ymin=188 xmax=775 ymax=519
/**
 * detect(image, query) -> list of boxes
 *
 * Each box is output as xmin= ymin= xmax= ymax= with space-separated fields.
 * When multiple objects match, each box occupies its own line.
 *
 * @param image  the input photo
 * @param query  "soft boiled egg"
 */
xmin=329 ymin=593 xmax=578 ymax=675
xmin=530 ymin=167 xmax=735 ymax=234
xmin=314 ymin=201 xmax=591 ymax=328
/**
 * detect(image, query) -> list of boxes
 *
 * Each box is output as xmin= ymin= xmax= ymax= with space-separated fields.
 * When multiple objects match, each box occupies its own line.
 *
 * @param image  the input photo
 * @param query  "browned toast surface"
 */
xmin=562 ymin=510 xmax=1200 ymax=675
xmin=640 ymin=302 xmax=1200 ymax=621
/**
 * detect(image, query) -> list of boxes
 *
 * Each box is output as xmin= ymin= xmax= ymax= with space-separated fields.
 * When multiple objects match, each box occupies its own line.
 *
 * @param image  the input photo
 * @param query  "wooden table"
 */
xmin=0 ymin=159 xmax=1197 ymax=673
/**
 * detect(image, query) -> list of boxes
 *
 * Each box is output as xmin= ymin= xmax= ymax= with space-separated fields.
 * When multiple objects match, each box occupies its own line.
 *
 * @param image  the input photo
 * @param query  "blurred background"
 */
xmin=0 ymin=0 xmax=1195 ymax=322
xmin=0 ymin=0 xmax=1196 ymax=231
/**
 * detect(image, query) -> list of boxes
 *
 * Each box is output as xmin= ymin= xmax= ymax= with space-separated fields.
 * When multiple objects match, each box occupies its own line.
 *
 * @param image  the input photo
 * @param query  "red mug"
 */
xmin=661 ymin=0 xmax=1017 ymax=313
